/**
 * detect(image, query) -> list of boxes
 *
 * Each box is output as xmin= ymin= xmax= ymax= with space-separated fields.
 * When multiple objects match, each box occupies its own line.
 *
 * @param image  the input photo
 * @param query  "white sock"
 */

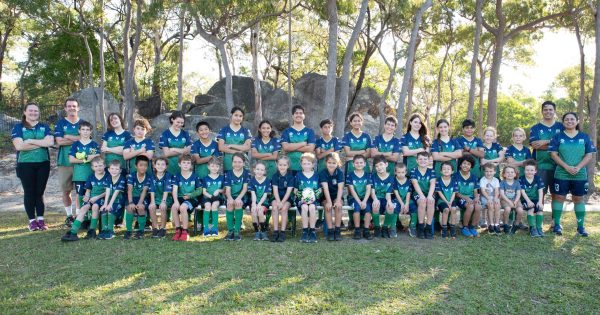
xmin=29 ymin=219 xmax=35 ymax=223
xmin=75 ymin=208 xmax=81 ymax=216
xmin=37 ymin=216 xmax=44 ymax=221
xmin=65 ymin=207 xmax=73 ymax=216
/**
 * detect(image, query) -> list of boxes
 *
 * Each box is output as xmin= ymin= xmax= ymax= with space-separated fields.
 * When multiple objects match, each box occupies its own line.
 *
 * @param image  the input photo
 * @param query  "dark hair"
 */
xmin=133 ymin=118 xmax=152 ymax=133
xmin=384 ymin=116 xmax=398 ymax=126
xmin=562 ymin=112 xmax=579 ymax=130
xmin=353 ymin=154 xmax=366 ymax=163
xmin=21 ymin=103 xmax=39 ymax=129
xmin=416 ymin=151 xmax=431 ymax=159
xmin=325 ymin=152 xmax=341 ymax=166
xmin=79 ymin=121 xmax=93 ymax=130
xmin=64 ymin=97 xmax=79 ymax=107
xmin=541 ymin=100 xmax=556 ymax=110
xmin=373 ymin=155 xmax=388 ymax=166
xmin=169 ymin=111 xmax=185 ymax=126
xmin=320 ymin=119 xmax=334 ymax=128
xmin=232 ymin=152 xmax=246 ymax=163
xmin=196 ymin=121 xmax=211 ymax=131
xmin=482 ymin=162 xmax=495 ymax=171
xmin=395 ymin=163 xmax=407 ymax=170
xmin=153 ymin=157 xmax=169 ymax=166
xmin=458 ymin=154 xmax=475 ymax=168
xmin=135 ymin=155 xmax=149 ymax=165
xmin=291 ymin=105 xmax=305 ymax=115
xmin=348 ymin=112 xmax=363 ymax=123
xmin=178 ymin=153 xmax=193 ymax=163
xmin=440 ymin=161 xmax=454 ymax=171
xmin=435 ymin=118 xmax=450 ymax=140
xmin=407 ymin=114 xmax=430 ymax=148
xmin=523 ymin=159 xmax=538 ymax=170
xmin=257 ymin=120 xmax=276 ymax=138
xmin=461 ymin=119 xmax=476 ymax=129
xmin=231 ymin=106 xmax=245 ymax=116
xmin=106 ymin=113 xmax=124 ymax=131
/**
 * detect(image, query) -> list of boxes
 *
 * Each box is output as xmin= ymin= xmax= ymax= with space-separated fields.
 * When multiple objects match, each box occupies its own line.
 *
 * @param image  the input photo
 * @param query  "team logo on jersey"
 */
xmin=579 ymin=139 xmax=585 ymax=144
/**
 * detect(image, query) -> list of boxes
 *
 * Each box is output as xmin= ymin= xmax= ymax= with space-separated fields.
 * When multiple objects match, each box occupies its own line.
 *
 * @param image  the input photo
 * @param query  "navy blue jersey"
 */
xmin=318 ymin=167 xmax=345 ymax=199
xmin=372 ymin=173 xmax=394 ymax=199
xmin=271 ymin=171 xmax=295 ymax=200
xmin=248 ymin=177 xmax=272 ymax=203
xmin=345 ymin=171 xmax=372 ymax=200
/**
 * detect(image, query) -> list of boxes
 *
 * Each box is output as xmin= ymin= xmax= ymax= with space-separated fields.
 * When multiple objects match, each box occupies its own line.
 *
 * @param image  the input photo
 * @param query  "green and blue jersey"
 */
xmin=435 ymin=177 xmax=457 ymax=205
xmin=191 ymin=139 xmax=220 ymax=179
xmin=54 ymin=118 xmax=84 ymax=167
xmin=315 ymin=136 xmax=343 ymax=172
xmin=152 ymin=172 xmax=173 ymax=205
xmin=372 ymin=173 xmax=394 ymax=199
xmin=482 ymin=142 xmax=504 ymax=176
xmin=249 ymin=177 xmax=272 ymax=205
xmin=318 ymin=168 xmax=344 ymax=199
xmin=173 ymin=172 xmax=202 ymax=198
xmin=548 ymin=131 xmax=597 ymax=180
xmin=105 ymin=174 xmax=127 ymax=207
xmin=519 ymin=175 xmax=544 ymax=201
xmin=271 ymin=171 xmax=295 ymax=200
xmin=410 ymin=167 xmax=435 ymax=196
xmin=102 ymin=130 xmax=132 ymax=168
xmin=159 ymin=129 xmax=192 ymax=175
xmin=393 ymin=178 xmax=412 ymax=201
xmin=203 ymin=174 xmax=223 ymax=196
xmin=454 ymin=172 xmax=479 ymax=199
xmin=343 ymin=131 xmax=372 ymax=173
xmin=224 ymin=169 xmax=250 ymax=198
xmin=505 ymin=145 xmax=532 ymax=176
xmin=11 ymin=123 xmax=51 ymax=163
xmin=69 ymin=140 xmax=100 ymax=182
xmin=455 ymin=135 xmax=484 ymax=178
xmin=281 ymin=126 xmax=316 ymax=171
xmin=401 ymin=133 xmax=426 ymax=172
xmin=217 ymin=125 xmax=252 ymax=171
xmin=372 ymin=134 xmax=402 ymax=174
xmin=431 ymin=137 xmax=459 ymax=177
xmin=85 ymin=172 xmax=110 ymax=197
xmin=345 ymin=171 xmax=371 ymax=201
xmin=123 ymin=138 xmax=155 ymax=174
xmin=127 ymin=171 xmax=154 ymax=199
xmin=529 ymin=122 xmax=564 ymax=170
xmin=251 ymin=137 xmax=280 ymax=178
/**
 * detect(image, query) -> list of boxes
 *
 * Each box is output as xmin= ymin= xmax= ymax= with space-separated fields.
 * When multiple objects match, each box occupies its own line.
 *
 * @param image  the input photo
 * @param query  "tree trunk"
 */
xmin=487 ymin=35 xmax=504 ymax=128
xmin=395 ymin=0 xmax=432 ymax=137
xmin=217 ymin=43 xmax=234 ymax=112
xmin=251 ymin=22 xmax=262 ymax=128
xmin=151 ymin=28 xmax=162 ymax=98
xmin=177 ymin=5 xmax=185 ymax=110
xmin=82 ymin=35 xmax=97 ymax=133
xmin=324 ymin=0 xmax=338 ymax=120
xmin=587 ymin=0 xmax=600 ymax=193
xmin=572 ymin=5 xmax=586 ymax=120
xmin=124 ymin=0 xmax=142 ymax=129
xmin=288 ymin=0 xmax=293 ymax=113
xmin=98 ymin=0 xmax=106 ymax=132
xmin=376 ymin=39 xmax=399 ymax=133
xmin=0 ymin=9 xmax=17 ymax=104
xmin=477 ymin=60 xmax=486 ymax=138
xmin=467 ymin=0 xmax=483 ymax=119
xmin=216 ymin=46 xmax=223 ymax=80
xmin=334 ymin=0 xmax=369 ymax=137
xmin=434 ymin=44 xmax=450 ymax=129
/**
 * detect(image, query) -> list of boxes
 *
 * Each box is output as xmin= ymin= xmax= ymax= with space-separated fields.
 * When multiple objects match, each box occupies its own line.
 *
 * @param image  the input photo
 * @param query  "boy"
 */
xmin=125 ymin=156 xmax=153 ymax=240
xmin=480 ymin=163 xmax=501 ymax=234
xmin=455 ymin=155 xmax=482 ymax=237
xmin=435 ymin=161 xmax=458 ymax=239
xmin=99 ymin=160 xmax=127 ymax=239
xmin=149 ymin=157 xmax=173 ymax=238
xmin=281 ymin=105 xmax=316 ymax=174
xmin=346 ymin=155 xmax=373 ymax=240
xmin=61 ymin=157 xmax=108 ymax=241
xmin=371 ymin=155 xmax=395 ymax=238
xmin=454 ymin=119 xmax=484 ymax=178
xmin=68 ymin=121 xmax=100 ymax=217
xmin=410 ymin=151 xmax=436 ymax=239
xmin=123 ymin=118 xmax=155 ymax=174
xmin=393 ymin=163 xmax=415 ymax=237
xmin=519 ymin=159 xmax=545 ymax=237
xmin=192 ymin=121 xmax=221 ymax=179
xmin=372 ymin=116 xmax=402 ymax=174
xmin=171 ymin=154 xmax=203 ymax=241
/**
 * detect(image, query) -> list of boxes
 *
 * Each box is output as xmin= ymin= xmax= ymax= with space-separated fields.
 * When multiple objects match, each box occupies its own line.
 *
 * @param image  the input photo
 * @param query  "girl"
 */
xmin=479 ymin=163 xmax=501 ymax=235
xmin=224 ymin=152 xmax=250 ymax=241
xmin=294 ymin=153 xmax=321 ymax=243
xmin=401 ymin=114 xmax=431 ymax=172
xmin=101 ymin=113 xmax=131 ymax=169
xmin=549 ymin=112 xmax=596 ymax=237
xmin=251 ymin=120 xmax=280 ymax=178
xmin=393 ymin=163 xmax=414 ymax=238
xmin=505 ymin=127 xmax=532 ymax=177
xmin=346 ymin=155 xmax=373 ymax=240
xmin=410 ymin=151 xmax=436 ymax=239
xmin=11 ymin=103 xmax=54 ymax=231
xmin=371 ymin=156 xmax=395 ymax=238
xmin=372 ymin=116 xmax=402 ymax=174
xmin=480 ymin=126 xmax=505 ymax=177
xmin=315 ymin=119 xmax=343 ymax=172
xmin=431 ymin=119 xmax=461 ymax=178
xmin=201 ymin=157 xmax=223 ymax=237
xmin=217 ymin=107 xmax=252 ymax=172
xmin=270 ymin=155 xmax=295 ymax=242
xmin=500 ymin=166 xmax=523 ymax=235
xmin=123 ymin=119 xmax=155 ymax=174
xmin=249 ymin=161 xmax=272 ymax=241
xmin=159 ymin=111 xmax=192 ymax=175
xmin=455 ymin=155 xmax=482 ymax=238
xmin=149 ymin=157 xmax=173 ymax=238
xmin=435 ymin=161 xmax=458 ymax=239
xmin=319 ymin=153 xmax=345 ymax=241
xmin=171 ymin=154 xmax=203 ymax=242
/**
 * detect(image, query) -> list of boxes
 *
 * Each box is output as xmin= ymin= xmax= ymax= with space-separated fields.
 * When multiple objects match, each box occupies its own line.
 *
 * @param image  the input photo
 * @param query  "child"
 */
xmin=224 ymin=152 xmax=250 ymax=241
xmin=455 ymin=155 xmax=482 ymax=237
xmin=506 ymin=127 xmax=532 ymax=178
xmin=410 ymin=151 xmax=436 ymax=239
xmin=294 ymin=153 xmax=321 ymax=243
xmin=280 ymin=105 xmax=316 ymax=174
xmin=346 ymin=154 xmax=373 ymax=240
xmin=480 ymin=126 xmax=505 ymax=177
xmin=125 ymin=155 xmax=153 ymax=240
xmin=315 ymin=119 xmax=343 ymax=228
xmin=249 ymin=161 xmax=272 ymax=241
xmin=192 ymin=121 xmax=221 ymax=179
xmin=149 ymin=157 xmax=172 ymax=238
xmin=519 ymin=159 xmax=545 ymax=237
xmin=479 ymin=163 xmax=501 ymax=235
xmin=319 ymin=153 xmax=345 ymax=241
xmin=101 ymin=113 xmax=131 ymax=169
xmin=217 ymin=107 xmax=253 ymax=172
xmin=372 ymin=116 xmax=402 ymax=174
xmin=435 ymin=161 xmax=458 ymax=239
xmin=61 ymin=157 xmax=107 ymax=241
xmin=171 ymin=154 xmax=203 ymax=241
xmin=123 ymin=119 xmax=155 ymax=174
xmin=251 ymin=120 xmax=280 ymax=178
xmin=401 ymin=114 xmax=431 ymax=173
xmin=371 ymin=155 xmax=395 ymax=238
xmin=270 ymin=155 xmax=295 ymax=242
xmin=454 ymin=119 xmax=484 ymax=178
xmin=431 ymin=119 xmax=461 ymax=178
xmin=68 ymin=121 xmax=100 ymax=215
xmin=201 ymin=157 xmax=223 ymax=237
xmin=159 ymin=111 xmax=192 ymax=175
xmin=393 ymin=163 xmax=415 ymax=238
xmin=98 ymin=160 xmax=127 ymax=240
xmin=500 ymin=166 xmax=523 ymax=234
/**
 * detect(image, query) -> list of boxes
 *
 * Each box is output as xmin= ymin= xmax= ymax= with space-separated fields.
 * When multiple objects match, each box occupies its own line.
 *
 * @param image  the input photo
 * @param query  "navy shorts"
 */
xmin=177 ymin=196 xmax=199 ymax=213
xmin=87 ymin=198 xmax=104 ymax=208
xmin=522 ymin=199 xmax=543 ymax=214
xmin=552 ymin=178 xmax=589 ymax=197
xmin=457 ymin=198 xmax=477 ymax=210
xmin=350 ymin=199 xmax=372 ymax=214
xmin=393 ymin=200 xmax=417 ymax=214
xmin=538 ymin=169 xmax=554 ymax=195
xmin=374 ymin=198 xmax=390 ymax=215
xmin=202 ymin=195 xmax=224 ymax=205
xmin=436 ymin=200 xmax=457 ymax=212
xmin=74 ymin=181 xmax=86 ymax=196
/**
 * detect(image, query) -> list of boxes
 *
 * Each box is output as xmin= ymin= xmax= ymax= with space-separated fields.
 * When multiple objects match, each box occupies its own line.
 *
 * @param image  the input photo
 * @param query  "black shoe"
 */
xmin=234 ymin=232 xmax=241 ymax=241
xmin=134 ymin=230 xmax=144 ymax=240
xmin=315 ymin=219 xmax=323 ymax=229
xmin=64 ymin=216 xmax=74 ymax=228
xmin=441 ymin=226 xmax=448 ymax=238
xmin=487 ymin=225 xmax=494 ymax=235
xmin=510 ymin=224 xmax=518 ymax=234
xmin=417 ymin=224 xmax=425 ymax=239
xmin=327 ymin=230 xmax=335 ymax=241
xmin=340 ymin=221 xmax=346 ymax=229
xmin=449 ymin=225 xmax=457 ymax=238
xmin=373 ymin=226 xmax=381 ymax=238
xmin=309 ymin=230 xmax=317 ymax=243
xmin=425 ymin=224 xmax=434 ymax=240
xmin=80 ymin=220 xmax=90 ymax=230
xmin=124 ymin=231 xmax=132 ymax=240
xmin=271 ymin=230 xmax=280 ymax=242
xmin=134 ymin=221 xmax=139 ymax=230
xmin=347 ymin=220 xmax=355 ymax=231
xmin=157 ymin=228 xmax=166 ymax=238
xmin=225 ymin=231 xmax=234 ymax=241
xmin=151 ymin=228 xmax=159 ymax=238
xmin=84 ymin=229 xmax=96 ymax=240
xmin=494 ymin=225 xmax=501 ymax=234
xmin=301 ymin=229 xmax=309 ymax=243
xmin=503 ymin=224 xmax=510 ymax=234
xmin=278 ymin=230 xmax=286 ymax=242
xmin=381 ymin=226 xmax=389 ymax=238
xmin=353 ymin=228 xmax=362 ymax=240
xmin=363 ymin=228 xmax=373 ymax=240
xmin=335 ymin=227 xmax=342 ymax=241
xmin=61 ymin=231 xmax=79 ymax=242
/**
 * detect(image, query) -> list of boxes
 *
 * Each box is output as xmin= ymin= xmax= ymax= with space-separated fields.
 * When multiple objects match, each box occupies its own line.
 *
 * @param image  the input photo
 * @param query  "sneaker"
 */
xmin=461 ymin=227 xmax=472 ymax=237
xmin=262 ymin=231 xmax=269 ymax=241
xmin=537 ymin=227 xmax=545 ymax=237
xmin=469 ymin=227 xmax=479 ymax=237
xmin=449 ymin=225 xmax=457 ymax=238
xmin=180 ymin=230 xmax=189 ymax=241
xmin=105 ymin=231 xmax=115 ymax=240
xmin=363 ymin=228 xmax=373 ymax=240
xmin=96 ymin=231 xmax=106 ymax=240
xmin=510 ymin=224 xmax=518 ymax=235
xmin=157 ymin=228 xmax=166 ymax=238
xmin=204 ymin=227 xmax=211 ymax=237
xmin=134 ymin=230 xmax=144 ymax=240
xmin=84 ymin=229 xmax=97 ymax=240
xmin=487 ymin=225 xmax=494 ymax=235
xmin=417 ymin=224 xmax=425 ymax=239
xmin=374 ymin=226 xmax=381 ymax=238
xmin=172 ymin=229 xmax=182 ymax=241
xmin=518 ymin=223 xmax=527 ymax=230
xmin=327 ymin=230 xmax=335 ymax=241
xmin=503 ymin=224 xmax=510 ymax=234
xmin=225 ymin=231 xmax=234 ymax=241
xmin=309 ymin=230 xmax=317 ymax=243
xmin=37 ymin=220 xmax=48 ymax=231
xmin=577 ymin=227 xmax=589 ymax=237
xmin=301 ymin=229 xmax=309 ymax=243
xmin=494 ymin=225 xmax=501 ymax=234
xmin=271 ymin=230 xmax=280 ymax=242
xmin=211 ymin=228 xmax=219 ymax=236
xmin=409 ymin=226 xmax=417 ymax=238
xmin=61 ymin=231 xmax=79 ymax=242
xmin=233 ymin=232 xmax=241 ymax=241
xmin=28 ymin=220 xmax=39 ymax=231
xmin=424 ymin=225 xmax=434 ymax=240
xmin=353 ymin=228 xmax=361 ymax=240
xmin=278 ymin=231 xmax=286 ymax=242
xmin=530 ymin=227 xmax=540 ymax=238
xmin=151 ymin=228 xmax=159 ymax=238
xmin=553 ymin=224 xmax=563 ymax=236
xmin=381 ymin=226 xmax=389 ymax=239
xmin=479 ymin=218 xmax=487 ymax=228
xmin=390 ymin=228 xmax=398 ymax=238
xmin=124 ymin=231 xmax=132 ymax=240
xmin=254 ymin=232 xmax=261 ymax=241
xmin=64 ymin=216 xmax=74 ymax=228
xmin=334 ymin=227 xmax=342 ymax=241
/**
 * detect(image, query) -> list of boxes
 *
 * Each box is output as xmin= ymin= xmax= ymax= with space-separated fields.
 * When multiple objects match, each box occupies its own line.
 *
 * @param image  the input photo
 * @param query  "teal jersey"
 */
xmin=85 ymin=172 xmax=110 ymax=197
xmin=343 ymin=131 xmax=373 ymax=173
xmin=11 ymin=123 xmax=51 ymax=163
xmin=54 ymin=118 xmax=84 ymax=167
xmin=548 ymin=131 xmax=597 ymax=180
xmin=373 ymin=134 xmax=402 ymax=174
xmin=393 ymin=178 xmax=412 ymax=201
xmin=249 ymin=177 xmax=272 ymax=205
xmin=203 ymin=174 xmax=224 ymax=196
xmin=69 ymin=140 xmax=100 ymax=182
xmin=281 ymin=126 xmax=316 ymax=171
xmin=431 ymin=137 xmax=458 ymax=177
xmin=217 ymin=125 xmax=252 ymax=171
xmin=482 ymin=142 xmax=504 ymax=176
xmin=345 ymin=171 xmax=372 ymax=201
xmin=159 ymin=129 xmax=192 ymax=175
xmin=519 ymin=175 xmax=544 ymax=201
xmin=173 ymin=172 xmax=202 ymax=198
xmin=123 ymin=138 xmax=155 ymax=174
xmin=105 ymin=174 xmax=127 ymax=206
xmin=251 ymin=137 xmax=280 ymax=178
xmin=410 ymin=167 xmax=435 ymax=195
xmin=102 ymin=130 xmax=131 ymax=168
xmin=400 ymin=133 xmax=426 ymax=172
xmin=505 ymin=145 xmax=532 ymax=176
xmin=455 ymin=136 xmax=484 ymax=178
xmin=435 ymin=177 xmax=457 ymax=205
xmin=315 ymin=136 xmax=343 ymax=172
xmin=191 ymin=139 xmax=220 ymax=179
xmin=127 ymin=172 xmax=154 ymax=199
xmin=224 ymin=169 xmax=250 ymax=198
xmin=152 ymin=172 xmax=173 ymax=205
xmin=529 ymin=122 xmax=564 ymax=170
xmin=372 ymin=173 xmax=394 ymax=199
xmin=454 ymin=172 xmax=480 ymax=198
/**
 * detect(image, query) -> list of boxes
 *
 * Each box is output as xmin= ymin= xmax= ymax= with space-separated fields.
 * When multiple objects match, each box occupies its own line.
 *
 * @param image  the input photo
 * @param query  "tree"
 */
xmin=123 ymin=0 xmax=143 ymax=128
xmin=467 ymin=0 xmax=483 ymax=119
xmin=587 ymin=0 xmax=600 ymax=192
xmin=324 ymin=0 xmax=337 ymax=119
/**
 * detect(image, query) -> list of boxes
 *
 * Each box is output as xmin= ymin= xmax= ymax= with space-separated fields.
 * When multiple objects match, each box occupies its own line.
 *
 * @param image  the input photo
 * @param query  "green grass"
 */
xmin=1 ymin=212 xmax=599 ymax=314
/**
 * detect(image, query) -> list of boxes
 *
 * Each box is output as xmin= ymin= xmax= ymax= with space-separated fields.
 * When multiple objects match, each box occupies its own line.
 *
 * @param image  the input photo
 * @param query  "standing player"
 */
xmin=123 ymin=118 xmax=154 ymax=175
xmin=454 ymin=119 xmax=484 ymax=178
xmin=191 ymin=121 xmax=220 ymax=179
xmin=159 ymin=111 xmax=192 ymax=175
xmin=251 ymin=120 xmax=280 ymax=178
xmin=431 ymin=119 xmax=461 ymax=178
xmin=401 ymin=114 xmax=431 ymax=173
xmin=281 ymin=105 xmax=316 ymax=174
xmin=217 ymin=107 xmax=252 ymax=172
xmin=68 ymin=121 xmax=100 ymax=217
xmin=101 ymin=113 xmax=131 ymax=169
xmin=372 ymin=116 xmax=402 ymax=175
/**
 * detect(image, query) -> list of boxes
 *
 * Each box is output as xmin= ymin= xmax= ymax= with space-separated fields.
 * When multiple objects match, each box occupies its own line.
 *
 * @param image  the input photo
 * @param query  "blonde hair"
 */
xmin=512 ymin=127 xmax=525 ymax=138
xmin=483 ymin=126 xmax=497 ymax=138
xmin=300 ymin=152 xmax=316 ymax=163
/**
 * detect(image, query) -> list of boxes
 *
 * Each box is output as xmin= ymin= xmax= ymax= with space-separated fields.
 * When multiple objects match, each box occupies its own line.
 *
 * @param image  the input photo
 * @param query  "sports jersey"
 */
xmin=203 ymin=174 xmax=223 ymax=196
xmin=271 ymin=171 xmax=295 ymax=200
xmin=54 ymin=118 xmax=84 ymax=167
xmin=505 ymin=145 xmax=532 ymax=175
xmin=454 ymin=172 xmax=479 ymax=198
xmin=85 ymin=172 xmax=110 ymax=197
xmin=224 ymin=169 xmax=250 ymax=198
xmin=529 ymin=121 xmax=564 ymax=170
xmin=410 ymin=167 xmax=435 ymax=196
xmin=455 ymin=135 xmax=484 ymax=177
xmin=105 ymin=174 xmax=127 ymax=206
xmin=519 ymin=175 xmax=544 ymax=201
xmin=548 ymin=131 xmax=596 ymax=180
xmin=281 ymin=126 xmax=316 ymax=171
xmin=251 ymin=137 xmax=280 ymax=178
xmin=316 ymin=136 xmax=343 ymax=171
xmin=435 ymin=177 xmax=457 ymax=205
xmin=373 ymin=134 xmax=402 ymax=173
xmin=191 ymin=139 xmax=220 ymax=179
xmin=152 ymin=172 xmax=173 ymax=205
xmin=11 ymin=122 xmax=51 ymax=163
xmin=248 ymin=177 xmax=272 ymax=205
xmin=372 ymin=173 xmax=394 ymax=199
xmin=69 ymin=140 xmax=100 ymax=182
xmin=173 ymin=172 xmax=202 ymax=198
xmin=159 ymin=128 xmax=192 ymax=175
xmin=294 ymin=171 xmax=320 ymax=191
xmin=102 ymin=130 xmax=132 ymax=168
xmin=127 ymin=171 xmax=154 ymax=198
xmin=345 ymin=171 xmax=372 ymax=201
xmin=343 ymin=131 xmax=373 ymax=173
xmin=318 ymin=168 xmax=345 ymax=199
xmin=401 ymin=133 xmax=426 ymax=172
xmin=217 ymin=125 xmax=252 ymax=171
xmin=431 ymin=137 xmax=458 ymax=177
xmin=123 ymin=138 xmax=155 ymax=173
xmin=393 ymin=177 xmax=412 ymax=201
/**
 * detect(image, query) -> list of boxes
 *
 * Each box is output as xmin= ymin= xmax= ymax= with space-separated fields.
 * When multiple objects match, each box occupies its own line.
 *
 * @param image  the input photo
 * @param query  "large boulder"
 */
xmin=69 ymin=87 xmax=120 ymax=124
xmin=135 ymin=94 xmax=164 ymax=119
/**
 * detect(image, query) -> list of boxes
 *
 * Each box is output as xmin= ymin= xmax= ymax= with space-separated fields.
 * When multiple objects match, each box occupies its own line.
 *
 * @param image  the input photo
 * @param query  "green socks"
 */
xmin=203 ymin=210 xmax=210 ymax=228
xmin=535 ymin=214 xmax=543 ymax=230
xmin=125 ymin=212 xmax=134 ymax=232
xmin=234 ymin=209 xmax=244 ymax=233
xmin=392 ymin=213 xmax=399 ymax=228
xmin=101 ymin=213 xmax=109 ymax=231
xmin=138 ymin=215 xmax=147 ymax=232
xmin=574 ymin=202 xmax=586 ymax=228
xmin=70 ymin=219 xmax=82 ymax=234
xmin=348 ymin=210 xmax=354 ymax=223
xmin=410 ymin=213 xmax=417 ymax=228
xmin=372 ymin=213 xmax=380 ymax=228
xmin=226 ymin=211 xmax=234 ymax=231
xmin=527 ymin=215 xmax=535 ymax=228
xmin=212 ymin=210 xmax=219 ymax=228
xmin=108 ymin=213 xmax=116 ymax=232
xmin=552 ymin=200 xmax=564 ymax=226
xmin=318 ymin=209 xmax=323 ymax=220
xmin=383 ymin=213 xmax=393 ymax=228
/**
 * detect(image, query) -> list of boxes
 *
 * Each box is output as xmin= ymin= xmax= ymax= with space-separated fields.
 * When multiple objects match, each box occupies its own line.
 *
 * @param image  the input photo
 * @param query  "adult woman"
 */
xmin=11 ymin=103 xmax=54 ymax=231
xmin=159 ymin=111 xmax=192 ymax=175
xmin=101 ymin=113 xmax=131 ymax=169
xmin=401 ymin=114 xmax=431 ymax=172
xmin=217 ymin=106 xmax=252 ymax=172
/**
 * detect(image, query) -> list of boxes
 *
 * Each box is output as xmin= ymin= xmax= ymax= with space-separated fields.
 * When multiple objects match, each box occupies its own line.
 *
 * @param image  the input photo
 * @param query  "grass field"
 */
xmin=0 ymin=212 xmax=599 ymax=314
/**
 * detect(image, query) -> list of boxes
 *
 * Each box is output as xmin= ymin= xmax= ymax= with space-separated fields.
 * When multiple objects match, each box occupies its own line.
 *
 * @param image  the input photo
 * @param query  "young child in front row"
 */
xmin=519 ymin=159 xmax=545 ymax=237
xmin=499 ymin=165 xmax=523 ymax=235
xmin=270 ymin=155 xmax=294 ymax=242
xmin=371 ymin=155 xmax=395 ymax=238
xmin=479 ymin=163 xmax=501 ymax=235
xmin=125 ymin=156 xmax=153 ymax=240
xmin=295 ymin=153 xmax=321 ymax=243
xmin=393 ymin=163 xmax=415 ymax=238
xmin=455 ymin=155 xmax=482 ymax=238
xmin=315 ymin=119 xmax=343 ymax=228
xmin=201 ymin=157 xmax=223 ymax=237
xmin=61 ymin=157 xmax=107 ymax=241
xmin=99 ymin=160 xmax=128 ymax=239
xmin=149 ymin=158 xmax=173 ymax=238
xmin=171 ymin=154 xmax=203 ymax=242
xmin=410 ymin=151 xmax=436 ymax=239
xmin=249 ymin=161 xmax=272 ymax=241
xmin=319 ymin=153 xmax=345 ymax=241
xmin=68 ymin=121 xmax=100 ymax=216
xmin=224 ymin=153 xmax=250 ymax=241
xmin=435 ymin=161 xmax=458 ymax=239
xmin=346 ymin=154 xmax=373 ymax=240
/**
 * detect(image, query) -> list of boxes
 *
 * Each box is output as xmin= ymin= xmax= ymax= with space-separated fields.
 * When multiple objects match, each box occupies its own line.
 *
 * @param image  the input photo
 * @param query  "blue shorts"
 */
xmin=457 ymin=198 xmax=476 ymax=210
xmin=102 ymin=201 xmax=124 ymax=216
xmin=177 ymin=196 xmax=199 ymax=213
xmin=375 ymin=198 xmax=389 ymax=215
xmin=436 ymin=200 xmax=457 ymax=212
xmin=552 ymin=178 xmax=589 ymax=197
xmin=86 ymin=198 xmax=104 ymax=208
xmin=538 ymin=169 xmax=555 ymax=195
xmin=74 ymin=181 xmax=86 ymax=196
xmin=413 ymin=193 xmax=433 ymax=203
xmin=522 ymin=199 xmax=543 ymax=213
xmin=350 ymin=199 xmax=372 ymax=214
xmin=393 ymin=200 xmax=417 ymax=214
xmin=202 ymin=195 xmax=224 ymax=205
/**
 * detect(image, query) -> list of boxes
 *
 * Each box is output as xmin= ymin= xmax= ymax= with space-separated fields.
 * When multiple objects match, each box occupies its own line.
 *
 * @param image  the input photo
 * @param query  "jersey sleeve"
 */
xmin=248 ymin=178 xmax=256 ymax=192
xmin=190 ymin=141 xmax=199 ymax=155
xmin=265 ymin=180 xmax=273 ymax=193
xmin=101 ymin=131 xmax=110 ymax=142
xmin=53 ymin=120 xmax=65 ymax=137
xmin=505 ymin=146 xmax=514 ymax=158
xmin=473 ymin=176 xmax=480 ymax=190
xmin=158 ymin=130 xmax=168 ymax=148
xmin=307 ymin=128 xmax=316 ymax=144
xmin=585 ymin=135 xmax=597 ymax=153
xmin=146 ymin=139 xmax=155 ymax=151
xmin=342 ymin=133 xmax=350 ymax=148
xmin=280 ymin=128 xmax=290 ymax=144
xmin=147 ymin=178 xmax=155 ymax=193
xmin=216 ymin=127 xmax=227 ymax=141
xmin=10 ymin=124 xmax=23 ymax=139
xmin=127 ymin=173 xmax=134 ymax=186
xmin=223 ymin=172 xmax=231 ymax=187
xmin=251 ymin=138 xmax=258 ymax=150
xmin=548 ymin=134 xmax=560 ymax=152
xmin=274 ymin=138 xmax=281 ymax=151
xmin=85 ymin=175 xmax=94 ymax=190
xmin=184 ymin=131 xmax=192 ymax=146
xmin=475 ymin=138 xmax=484 ymax=148
xmin=536 ymin=176 xmax=545 ymax=189
xmin=318 ymin=170 xmax=327 ymax=184
xmin=365 ymin=134 xmax=373 ymax=148
xmin=69 ymin=142 xmax=78 ymax=157
xmin=244 ymin=128 xmax=253 ymax=141
xmin=116 ymin=176 xmax=127 ymax=191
